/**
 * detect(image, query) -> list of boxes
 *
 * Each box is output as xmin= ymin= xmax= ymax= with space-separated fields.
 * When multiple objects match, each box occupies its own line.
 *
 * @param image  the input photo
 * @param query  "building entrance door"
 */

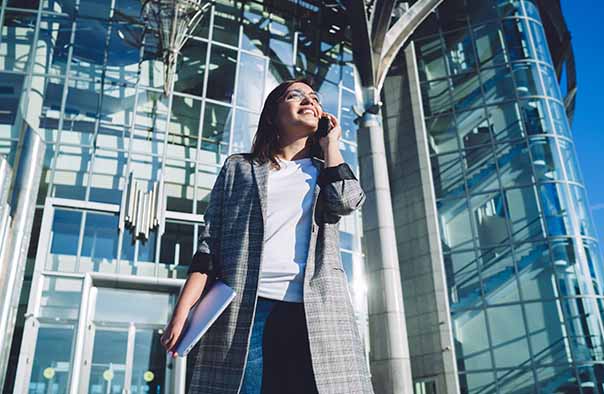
xmin=80 ymin=286 xmax=175 ymax=394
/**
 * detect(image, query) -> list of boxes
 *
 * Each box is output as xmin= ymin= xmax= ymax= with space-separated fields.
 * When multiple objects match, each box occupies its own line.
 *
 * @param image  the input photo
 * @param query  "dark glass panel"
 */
xmin=472 ymin=23 xmax=507 ymax=68
xmin=168 ymin=96 xmax=201 ymax=148
xmin=175 ymin=39 xmax=208 ymax=96
xmin=512 ymin=62 xmax=543 ymax=97
xmin=81 ymin=212 xmax=119 ymax=260
xmin=165 ymin=159 xmax=195 ymax=213
xmin=443 ymin=27 xmax=477 ymax=76
xmin=416 ymin=35 xmax=446 ymax=82
xmin=481 ymin=66 xmax=516 ymax=105
xmin=201 ymin=102 xmax=231 ymax=154
xmin=528 ymin=137 xmax=564 ymax=182
xmin=50 ymin=209 xmax=82 ymax=256
xmin=501 ymin=18 xmax=531 ymax=61
xmin=159 ymin=221 xmax=194 ymax=277
xmin=539 ymin=183 xmax=571 ymax=237
xmin=431 ymin=152 xmax=465 ymax=199
xmin=212 ymin=1 xmax=240 ymax=47
xmin=206 ymin=45 xmax=237 ymax=103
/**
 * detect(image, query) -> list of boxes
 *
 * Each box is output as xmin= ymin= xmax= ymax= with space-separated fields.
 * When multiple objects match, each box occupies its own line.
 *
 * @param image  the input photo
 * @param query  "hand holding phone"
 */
xmin=316 ymin=116 xmax=331 ymax=139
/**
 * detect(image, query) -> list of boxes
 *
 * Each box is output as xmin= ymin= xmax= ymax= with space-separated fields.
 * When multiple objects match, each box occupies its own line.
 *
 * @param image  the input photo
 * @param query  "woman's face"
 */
xmin=274 ymin=82 xmax=323 ymax=139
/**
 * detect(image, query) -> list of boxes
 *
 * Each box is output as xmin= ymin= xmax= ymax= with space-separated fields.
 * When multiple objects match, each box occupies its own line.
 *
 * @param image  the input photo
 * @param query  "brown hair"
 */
xmin=249 ymin=78 xmax=322 ymax=169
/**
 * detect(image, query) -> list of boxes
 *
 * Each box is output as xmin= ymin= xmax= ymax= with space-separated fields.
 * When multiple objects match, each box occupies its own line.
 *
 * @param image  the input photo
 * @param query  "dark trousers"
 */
xmin=240 ymin=297 xmax=319 ymax=394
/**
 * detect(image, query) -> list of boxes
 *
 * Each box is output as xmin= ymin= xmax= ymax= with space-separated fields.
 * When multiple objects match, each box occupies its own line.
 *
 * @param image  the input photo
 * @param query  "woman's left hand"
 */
xmin=318 ymin=112 xmax=342 ymax=152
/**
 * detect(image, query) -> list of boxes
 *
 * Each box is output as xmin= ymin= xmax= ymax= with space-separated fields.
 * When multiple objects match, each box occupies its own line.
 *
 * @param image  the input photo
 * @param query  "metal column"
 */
xmin=0 ymin=125 xmax=45 ymax=390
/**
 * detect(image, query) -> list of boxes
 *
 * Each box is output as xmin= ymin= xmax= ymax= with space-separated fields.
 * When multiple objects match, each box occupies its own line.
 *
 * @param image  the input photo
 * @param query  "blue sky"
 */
xmin=559 ymin=0 xmax=604 ymax=242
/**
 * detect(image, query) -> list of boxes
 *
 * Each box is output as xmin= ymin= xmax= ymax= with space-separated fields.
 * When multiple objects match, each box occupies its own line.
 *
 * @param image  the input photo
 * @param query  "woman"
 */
xmin=161 ymin=79 xmax=374 ymax=394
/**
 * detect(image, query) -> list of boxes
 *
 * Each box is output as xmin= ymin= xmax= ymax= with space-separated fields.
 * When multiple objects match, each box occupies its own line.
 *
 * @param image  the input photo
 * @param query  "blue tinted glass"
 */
xmin=340 ymin=251 xmax=353 ymax=280
xmin=81 ymin=213 xmax=119 ymax=260
xmin=50 ymin=210 xmax=83 ymax=256
xmin=339 ymin=231 xmax=354 ymax=251
xmin=138 ymin=231 xmax=156 ymax=262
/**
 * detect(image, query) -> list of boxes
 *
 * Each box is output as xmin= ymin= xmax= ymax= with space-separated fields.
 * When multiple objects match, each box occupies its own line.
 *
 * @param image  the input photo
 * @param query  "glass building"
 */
xmin=382 ymin=0 xmax=603 ymax=393
xmin=0 ymin=0 xmax=366 ymax=392
xmin=1 ymin=0 xmax=600 ymax=393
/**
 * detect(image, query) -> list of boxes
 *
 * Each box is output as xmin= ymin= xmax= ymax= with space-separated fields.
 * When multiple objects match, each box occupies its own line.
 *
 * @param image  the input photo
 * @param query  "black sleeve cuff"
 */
xmin=187 ymin=251 xmax=216 ymax=276
xmin=318 ymin=163 xmax=357 ymax=187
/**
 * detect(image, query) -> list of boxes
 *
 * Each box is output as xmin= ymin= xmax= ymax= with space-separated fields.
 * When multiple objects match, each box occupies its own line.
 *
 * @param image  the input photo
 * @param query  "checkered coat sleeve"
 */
xmin=187 ymin=154 xmax=374 ymax=394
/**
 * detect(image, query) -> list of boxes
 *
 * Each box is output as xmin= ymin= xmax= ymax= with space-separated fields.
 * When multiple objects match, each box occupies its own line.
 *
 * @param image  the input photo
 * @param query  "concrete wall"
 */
xmin=381 ymin=42 xmax=460 ymax=394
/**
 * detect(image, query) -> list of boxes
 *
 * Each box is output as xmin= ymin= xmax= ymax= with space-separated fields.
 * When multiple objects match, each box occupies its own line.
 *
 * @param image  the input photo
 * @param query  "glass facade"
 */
xmin=0 ymin=0 xmax=367 ymax=391
xmin=413 ymin=0 xmax=604 ymax=392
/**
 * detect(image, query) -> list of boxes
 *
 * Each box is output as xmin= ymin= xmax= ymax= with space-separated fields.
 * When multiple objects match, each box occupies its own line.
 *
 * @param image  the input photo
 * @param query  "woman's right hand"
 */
xmin=160 ymin=312 xmax=188 ymax=357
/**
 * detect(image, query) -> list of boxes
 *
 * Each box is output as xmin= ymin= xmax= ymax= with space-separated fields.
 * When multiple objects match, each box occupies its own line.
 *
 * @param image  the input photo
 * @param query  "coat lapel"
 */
xmin=251 ymin=159 xmax=270 ymax=226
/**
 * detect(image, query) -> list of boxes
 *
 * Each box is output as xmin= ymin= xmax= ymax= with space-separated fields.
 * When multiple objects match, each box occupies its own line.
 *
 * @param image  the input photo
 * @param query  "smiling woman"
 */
xmin=160 ymin=78 xmax=372 ymax=394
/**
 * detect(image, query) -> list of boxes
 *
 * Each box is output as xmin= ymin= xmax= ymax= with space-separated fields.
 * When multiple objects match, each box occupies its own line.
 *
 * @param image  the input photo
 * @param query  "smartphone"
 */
xmin=316 ymin=116 xmax=331 ymax=139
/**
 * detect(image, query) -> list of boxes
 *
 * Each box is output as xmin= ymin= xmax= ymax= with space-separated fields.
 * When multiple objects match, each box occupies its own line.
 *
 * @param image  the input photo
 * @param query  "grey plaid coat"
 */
xmin=187 ymin=153 xmax=374 ymax=394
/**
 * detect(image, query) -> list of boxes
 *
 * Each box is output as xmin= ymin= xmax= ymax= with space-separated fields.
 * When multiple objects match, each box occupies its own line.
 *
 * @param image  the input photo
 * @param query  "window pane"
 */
xmin=29 ymin=325 xmax=75 ymax=393
xmin=159 ymin=221 xmax=195 ymax=278
xmin=212 ymin=1 xmax=240 ymax=47
xmin=175 ymin=39 xmax=207 ymax=96
xmin=206 ymin=45 xmax=237 ymax=103
xmin=485 ymin=102 xmax=525 ymax=142
xmin=453 ymin=310 xmax=493 ymax=371
xmin=50 ymin=209 xmax=82 ymax=258
xmin=201 ymin=102 xmax=231 ymax=155
xmin=487 ymin=304 xmax=531 ymax=368
xmin=81 ymin=212 xmax=119 ymax=260
xmin=236 ymin=53 xmax=266 ymax=111
xmin=231 ymin=109 xmax=259 ymax=154
xmin=505 ymin=186 xmax=544 ymax=242
xmin=473 ymin=23 xmax=507 ymax=68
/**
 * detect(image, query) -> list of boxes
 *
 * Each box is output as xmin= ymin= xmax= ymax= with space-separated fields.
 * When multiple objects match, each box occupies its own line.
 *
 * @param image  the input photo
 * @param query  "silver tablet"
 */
xmin=173 ymin=280 xmax=236 ymax=357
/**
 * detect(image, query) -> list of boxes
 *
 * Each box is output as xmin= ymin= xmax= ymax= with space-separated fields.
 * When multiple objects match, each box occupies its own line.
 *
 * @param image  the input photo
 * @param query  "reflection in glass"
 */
xmin=206 ymin=45 xmax=237 ymax=103
xmin=416 ymin=35 xmax=446 ymax=81
xmin=175 ymin=39 xmax=208 ymax=96
xmin=168 ymin=96 xmax=201 ymax=148
xmin=231 ymin=109 xmax=259 ymax=154
xmin=488 ymin=304 xmax=531 ymax=368
xmin=81 ymin=212 xmax=119 ymax=260
xmin=212 ymin=1 xmax=240 ymax=47
xmin=453 ymin=310 xmax=492 ymax=371
xmin=29 ymin=325 xmax=74 ymax=393
xmin=473 ymin=23 xmax=506 ymax=68
xmin=50 ymin=209 xmax=82 ymax=257
xmin=87 ymin=329 xmax=127 ymax=393
xmin=0 ymin=11 xmax=36 ymax=72
xmin=159 ymin=221 xmax=195 ymax=278
xmin=485 ymin=102 xmax=524 ymax=142
xmin=236 ymin=53 xmax=266 ymax=112
xmin=505 ymin=186 xmax=543 ymax=242
xmin=202 ymin=102 xmax=231 ymax=154
xmin=164 ymin=159 xmax=195 ymax=213
xmin=131 ymin=329 xmax=167 ymax=394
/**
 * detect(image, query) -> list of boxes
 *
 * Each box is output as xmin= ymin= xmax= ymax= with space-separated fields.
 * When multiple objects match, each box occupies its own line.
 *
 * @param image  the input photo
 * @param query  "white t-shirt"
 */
xmin=257 ymin=157 xmax=318 ymax=303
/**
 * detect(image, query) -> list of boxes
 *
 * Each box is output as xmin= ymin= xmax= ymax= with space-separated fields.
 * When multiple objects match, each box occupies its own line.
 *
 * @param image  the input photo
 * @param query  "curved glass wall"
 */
xmin=415 ymin=0 xmax=604 ymax=392
xmin=0 ymin=0 xmax=367 ymax=391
